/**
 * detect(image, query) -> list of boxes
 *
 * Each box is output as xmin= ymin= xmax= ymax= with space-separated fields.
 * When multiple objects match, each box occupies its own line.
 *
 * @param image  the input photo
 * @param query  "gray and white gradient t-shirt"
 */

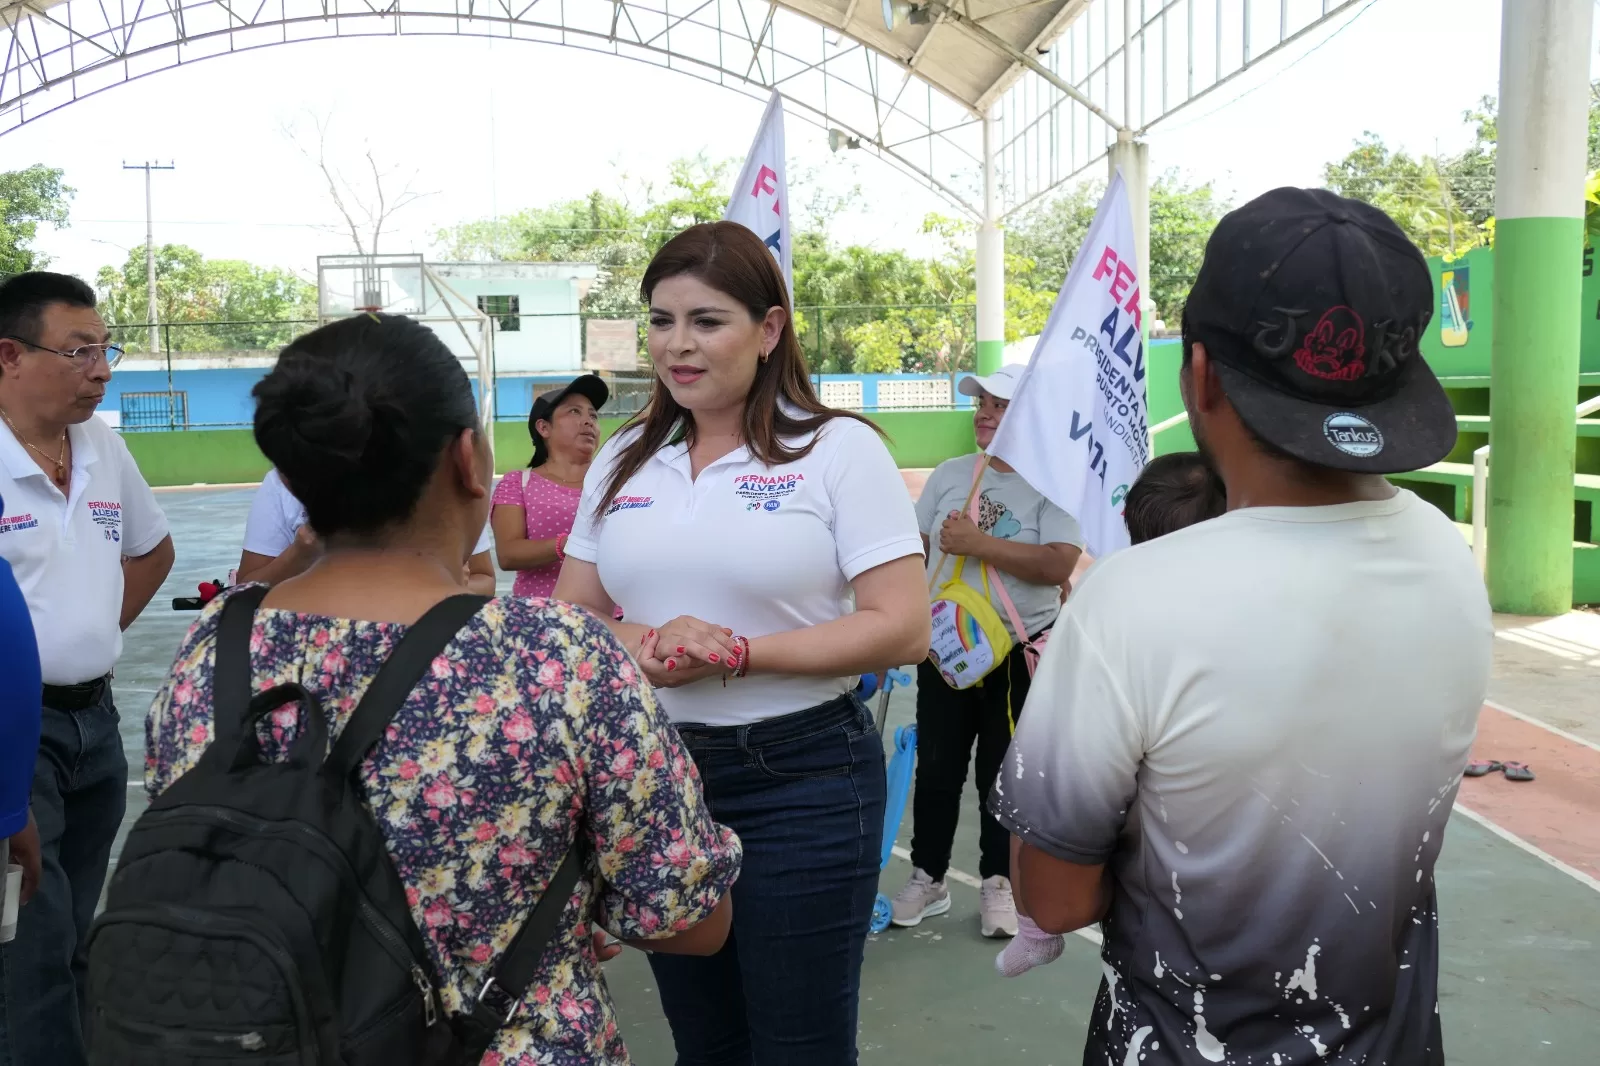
xmin=991 ymin=490 xmax=1492 ymax=1066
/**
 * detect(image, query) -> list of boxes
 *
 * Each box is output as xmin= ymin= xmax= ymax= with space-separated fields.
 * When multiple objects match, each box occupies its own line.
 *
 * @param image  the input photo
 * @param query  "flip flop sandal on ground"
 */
xmin=1501 ymin=761 xmax=1536 ymax=782
xmin=1463 ymin=760 xmax=1503 ymax=777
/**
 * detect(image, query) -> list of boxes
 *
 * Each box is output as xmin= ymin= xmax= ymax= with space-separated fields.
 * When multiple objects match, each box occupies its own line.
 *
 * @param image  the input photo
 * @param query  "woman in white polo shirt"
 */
xmin=237 ymin=467 xmax=496 ymax=595
xmin=555 ymin=221 xmax=929 ymax=1065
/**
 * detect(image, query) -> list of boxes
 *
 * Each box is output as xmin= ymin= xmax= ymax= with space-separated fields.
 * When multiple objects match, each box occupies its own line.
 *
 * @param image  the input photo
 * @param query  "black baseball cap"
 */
xmin=1184 ymin=187 xmax=1455 ymax=474
xmin=528 ymin=374 xmax=609 ymax=465
xmin=529 ymin=374 xmax=609 ymax=428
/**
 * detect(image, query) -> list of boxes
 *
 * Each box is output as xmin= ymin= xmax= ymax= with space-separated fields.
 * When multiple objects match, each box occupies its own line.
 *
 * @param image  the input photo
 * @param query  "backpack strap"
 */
xmin=212 ymin=584 xmax=272 ymax=750
xmin=322 ymin=593 xmax=490 ymax=781
xmin=459 ymin=845 xmax=585 ymax=1054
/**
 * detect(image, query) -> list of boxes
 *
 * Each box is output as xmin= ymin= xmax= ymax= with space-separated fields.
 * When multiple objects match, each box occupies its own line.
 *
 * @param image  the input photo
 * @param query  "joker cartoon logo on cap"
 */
xmin=1294 ymin=307 xmax=1367 ymax=382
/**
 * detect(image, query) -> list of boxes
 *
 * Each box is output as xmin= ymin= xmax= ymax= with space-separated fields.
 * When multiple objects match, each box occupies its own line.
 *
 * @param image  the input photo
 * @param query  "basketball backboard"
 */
xmin=316 ymin=254 xmax=427 ymax=320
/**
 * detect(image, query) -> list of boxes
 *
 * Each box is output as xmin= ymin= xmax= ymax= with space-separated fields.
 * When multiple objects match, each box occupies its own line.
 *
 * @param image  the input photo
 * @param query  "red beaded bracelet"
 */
xmin=722 ymin=635 xmax=752 ymax=687
xmin=554 ymin=534 xmax=568 ymax=561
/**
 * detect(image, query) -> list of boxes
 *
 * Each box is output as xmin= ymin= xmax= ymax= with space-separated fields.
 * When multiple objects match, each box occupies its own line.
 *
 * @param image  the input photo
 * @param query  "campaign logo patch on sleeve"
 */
xmin=604 ymin=495 xmax=655 ymax=517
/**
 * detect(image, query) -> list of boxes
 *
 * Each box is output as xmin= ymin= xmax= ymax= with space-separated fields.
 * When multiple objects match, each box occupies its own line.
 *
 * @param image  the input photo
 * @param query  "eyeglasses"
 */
xmin=4 ymin=336 xmax=124 ymax=370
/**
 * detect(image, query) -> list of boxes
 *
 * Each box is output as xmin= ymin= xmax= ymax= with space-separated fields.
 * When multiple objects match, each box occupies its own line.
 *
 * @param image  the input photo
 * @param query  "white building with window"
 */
xmin=420 ymin=262 xmax=599 ymax=374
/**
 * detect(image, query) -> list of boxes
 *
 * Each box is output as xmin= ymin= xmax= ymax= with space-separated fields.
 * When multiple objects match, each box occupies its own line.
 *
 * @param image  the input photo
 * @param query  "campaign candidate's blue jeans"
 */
xmin=0 ymin=690 xmax=126 ymax=1066
xmin=648 ymin=694 xmax=886 ymax=1066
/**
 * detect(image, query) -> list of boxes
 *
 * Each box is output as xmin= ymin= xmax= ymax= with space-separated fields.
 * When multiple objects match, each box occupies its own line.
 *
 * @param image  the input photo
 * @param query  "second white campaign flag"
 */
xmin=724 ymin=91 xmax=793 ymax=296
xmin=986 ymin=170 xmax=1151 ymax=558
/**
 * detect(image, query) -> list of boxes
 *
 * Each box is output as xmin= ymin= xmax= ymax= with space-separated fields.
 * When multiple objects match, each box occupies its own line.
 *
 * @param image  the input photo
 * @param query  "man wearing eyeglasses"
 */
xmin=0 ymin=272 xmax=173 ymax=1065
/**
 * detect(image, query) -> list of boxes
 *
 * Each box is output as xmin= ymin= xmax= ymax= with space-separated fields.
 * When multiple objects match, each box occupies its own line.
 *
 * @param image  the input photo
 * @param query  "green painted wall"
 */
xmin=123 ymin=429 xmax=272 ymax=486
xmin=1145 ymin=339 xmax=1196 ymax=456
xmin=1422 ymin=244 xmax=1600 ymax=379
xmin=133 ymin=411 xmax=980 ymax=488
xmin=496 ymin=411 xmax=978 ymax=471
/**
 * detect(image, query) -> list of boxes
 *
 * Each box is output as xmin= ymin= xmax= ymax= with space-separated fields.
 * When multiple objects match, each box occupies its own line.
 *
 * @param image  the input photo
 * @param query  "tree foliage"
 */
xmin=1007 ymin=172 xmax=1226 ymax=327
xmin=436 ymin=156 xmax=1223 ymax=372
xmin=1323 ymin=82 xmax=1600 ymax=258
xmin=0 ymin=165 xmax=74 ymax=278
xmin=96 ymin=244 xmax=316 ymax=352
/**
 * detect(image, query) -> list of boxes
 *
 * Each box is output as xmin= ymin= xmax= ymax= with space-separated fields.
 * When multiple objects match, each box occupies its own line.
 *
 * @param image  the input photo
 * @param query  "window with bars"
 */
xmin=476 ymin=294 xmax=521 ymax=332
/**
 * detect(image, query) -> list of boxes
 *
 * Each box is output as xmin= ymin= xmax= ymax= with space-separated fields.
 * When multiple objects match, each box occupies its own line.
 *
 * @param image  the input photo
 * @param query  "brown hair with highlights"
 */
xmin=594 ymin=221 xmax=879 ymax=518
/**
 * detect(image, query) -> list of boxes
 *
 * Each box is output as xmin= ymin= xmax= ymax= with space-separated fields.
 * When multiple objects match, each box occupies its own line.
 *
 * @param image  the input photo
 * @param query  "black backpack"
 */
xmin=87 ymin=586 xmax=582 ymax=1066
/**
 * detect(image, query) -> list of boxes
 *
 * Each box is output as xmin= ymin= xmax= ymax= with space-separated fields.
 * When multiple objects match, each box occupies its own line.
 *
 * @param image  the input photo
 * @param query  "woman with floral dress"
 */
xmin=144 ymin=313 xmax=741 ymax=1065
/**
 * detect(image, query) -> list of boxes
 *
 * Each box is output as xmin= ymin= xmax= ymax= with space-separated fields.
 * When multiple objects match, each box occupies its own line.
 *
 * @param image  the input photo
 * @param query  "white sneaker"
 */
xmin=890 ymin=868 xmax=951 ymax=927
xmin=980 ymin=875 xmax=1019 ymax=938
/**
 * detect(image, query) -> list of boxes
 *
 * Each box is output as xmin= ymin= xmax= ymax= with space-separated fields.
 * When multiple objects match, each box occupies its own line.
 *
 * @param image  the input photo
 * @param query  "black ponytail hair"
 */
xmin=527 ymin=405 xmax=549 ymax=469
xmin=252 ymin=314 xmax=479 ymax=538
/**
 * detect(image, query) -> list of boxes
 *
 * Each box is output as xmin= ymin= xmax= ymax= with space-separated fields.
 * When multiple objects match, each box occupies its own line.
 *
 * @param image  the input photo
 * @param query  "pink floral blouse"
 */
xmin=145 ymin=589 xmax=742 ymax=1065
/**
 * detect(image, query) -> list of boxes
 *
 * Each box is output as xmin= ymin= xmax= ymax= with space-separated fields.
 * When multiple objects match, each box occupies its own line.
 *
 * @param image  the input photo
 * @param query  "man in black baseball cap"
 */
xmin=1182 ymin=185 xmax=1458 ymax=474
xmin=990 ymin=189 xmax=1491 ymax=1066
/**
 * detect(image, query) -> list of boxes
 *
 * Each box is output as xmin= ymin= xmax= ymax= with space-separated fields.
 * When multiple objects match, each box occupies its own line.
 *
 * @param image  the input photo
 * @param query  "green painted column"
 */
xmin=1487 ymin=0 xmax=1594 ymax=615
xmin=975 ymin=111 xmax=1004 ymax=377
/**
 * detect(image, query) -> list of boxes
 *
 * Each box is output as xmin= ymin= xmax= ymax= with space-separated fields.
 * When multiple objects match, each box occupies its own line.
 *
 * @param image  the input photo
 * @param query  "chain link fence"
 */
xmin=104 ymin=305 xmax=982 ymax=430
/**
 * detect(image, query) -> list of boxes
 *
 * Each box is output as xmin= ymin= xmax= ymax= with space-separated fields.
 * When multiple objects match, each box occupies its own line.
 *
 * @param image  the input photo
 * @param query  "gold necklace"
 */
xmin=0 ymin=408 xmax=67 ymax=488
xmin=536 ymin=466 xmax=585 ymax=487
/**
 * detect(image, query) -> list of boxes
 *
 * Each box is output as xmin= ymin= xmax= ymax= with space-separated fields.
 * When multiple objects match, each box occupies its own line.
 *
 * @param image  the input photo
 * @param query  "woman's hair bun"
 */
xmin=252 ymin=314 xmax=478 ymax=538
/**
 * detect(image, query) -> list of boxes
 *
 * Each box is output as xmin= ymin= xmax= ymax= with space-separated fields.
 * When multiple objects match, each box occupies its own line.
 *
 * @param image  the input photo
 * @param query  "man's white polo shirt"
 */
xmin=0 ymin=415 xmax=169 ymax=685
xmin=243 ymin=468 xmax=493 ymax=558
xmin=567 ymin=416 xmax=921 ymax=727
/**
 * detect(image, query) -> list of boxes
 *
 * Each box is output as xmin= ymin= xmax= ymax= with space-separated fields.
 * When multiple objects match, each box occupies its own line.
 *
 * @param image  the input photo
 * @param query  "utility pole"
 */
xmin=123 ymin=161 xmax=175 ymax=353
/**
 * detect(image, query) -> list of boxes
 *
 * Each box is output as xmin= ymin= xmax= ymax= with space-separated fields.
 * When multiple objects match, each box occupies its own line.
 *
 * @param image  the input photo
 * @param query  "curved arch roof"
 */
xmin=3 ymin=0 xmax=1088 ymax=117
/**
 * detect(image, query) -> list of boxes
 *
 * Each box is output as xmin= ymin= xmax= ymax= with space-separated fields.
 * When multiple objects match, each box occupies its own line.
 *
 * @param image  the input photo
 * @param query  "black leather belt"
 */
xmin=42 ymin=675 xmax=110 ymax=712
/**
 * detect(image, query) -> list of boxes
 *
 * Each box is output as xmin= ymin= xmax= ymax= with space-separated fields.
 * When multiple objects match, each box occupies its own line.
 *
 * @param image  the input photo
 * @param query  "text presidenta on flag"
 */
xmin=985 ymin=170 xmax=1150 ymax=560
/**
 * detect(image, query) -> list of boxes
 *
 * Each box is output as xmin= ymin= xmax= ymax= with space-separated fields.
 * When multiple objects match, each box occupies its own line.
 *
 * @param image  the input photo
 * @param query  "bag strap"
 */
xmin=984 ymin=562 xmax=1035 ymax=664
xmin=212 ymin=584 xmax=272 ymax=750
xmin=322 ymin=594 xmax=490 ymax=780
xmin=459 ymin=845 xmax=585 ymax=1054
xmin=965 ymin=457 xmax=1037 ymax=673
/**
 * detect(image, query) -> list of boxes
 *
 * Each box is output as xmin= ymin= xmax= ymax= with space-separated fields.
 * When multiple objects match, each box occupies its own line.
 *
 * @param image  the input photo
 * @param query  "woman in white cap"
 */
xmin=890 ymin=362 xmax=1084 ymax=938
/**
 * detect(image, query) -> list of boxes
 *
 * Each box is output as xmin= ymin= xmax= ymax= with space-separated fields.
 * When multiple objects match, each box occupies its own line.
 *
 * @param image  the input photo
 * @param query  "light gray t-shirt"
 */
xmin=916 ymin=453 xmax=1083 ymax=642
xmin=990 ymin=490 xmax=1492 ymax=1066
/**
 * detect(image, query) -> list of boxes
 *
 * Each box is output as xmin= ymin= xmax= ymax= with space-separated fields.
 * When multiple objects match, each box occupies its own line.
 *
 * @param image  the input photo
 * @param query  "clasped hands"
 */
xmin=937 ymin=509 xmax=988 ymax=557
xmin=637 ymin=615 xmax=744 ymax=689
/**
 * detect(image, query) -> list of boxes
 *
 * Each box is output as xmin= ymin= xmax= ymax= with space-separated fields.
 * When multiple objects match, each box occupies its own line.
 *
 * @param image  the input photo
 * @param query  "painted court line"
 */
xmin=888 ymin=845 xmax=1103 ymax=946
xmin=1484 ymin=698 xmax=1600 ymax=754
xmin=1453 ymin=804 xmax=1600 ymax=896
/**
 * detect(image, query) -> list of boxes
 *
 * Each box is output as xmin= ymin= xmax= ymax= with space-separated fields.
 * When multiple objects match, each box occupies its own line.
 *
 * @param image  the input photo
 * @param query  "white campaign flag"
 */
xmin=724 ymin=91 xmax=793 ymax=297
xmin=987 ymin=170 xmax=1150 ymax=558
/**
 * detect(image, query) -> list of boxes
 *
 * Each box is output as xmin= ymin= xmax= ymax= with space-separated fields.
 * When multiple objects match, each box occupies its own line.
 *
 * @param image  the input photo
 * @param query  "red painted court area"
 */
xmin=1459 ymin=704 xmax=1600 ymax=880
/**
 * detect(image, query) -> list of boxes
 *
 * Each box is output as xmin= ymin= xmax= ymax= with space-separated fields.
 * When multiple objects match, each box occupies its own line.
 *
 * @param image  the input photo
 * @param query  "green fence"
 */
xmin=128 ymin=411 xmax=979 ymax=489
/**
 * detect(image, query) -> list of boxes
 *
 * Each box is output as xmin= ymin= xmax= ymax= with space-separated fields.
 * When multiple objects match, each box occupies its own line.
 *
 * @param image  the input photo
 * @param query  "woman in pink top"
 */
xmin=491 ymin=375 xmax=608 ymax=600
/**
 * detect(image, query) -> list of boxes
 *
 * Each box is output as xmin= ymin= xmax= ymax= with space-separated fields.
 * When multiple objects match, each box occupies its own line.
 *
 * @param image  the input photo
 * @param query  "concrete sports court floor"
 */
xmin=106 ymin=483 xmax=1600 ymax=1065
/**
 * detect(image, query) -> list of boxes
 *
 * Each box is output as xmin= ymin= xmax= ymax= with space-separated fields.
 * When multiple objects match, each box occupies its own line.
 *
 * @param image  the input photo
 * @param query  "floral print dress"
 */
xmin=146 ymin=587 xmax=742 ymax=1065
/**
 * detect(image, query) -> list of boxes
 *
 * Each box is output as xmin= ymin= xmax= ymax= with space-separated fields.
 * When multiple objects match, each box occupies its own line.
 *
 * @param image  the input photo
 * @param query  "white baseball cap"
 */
xmin=958 ymin=364 xmax=1024 ymax=401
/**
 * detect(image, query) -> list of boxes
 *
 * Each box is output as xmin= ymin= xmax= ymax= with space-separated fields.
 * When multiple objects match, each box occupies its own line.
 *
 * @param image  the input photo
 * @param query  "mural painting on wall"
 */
xmin=1439 ymin=265 xmax=1472 ymax=349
